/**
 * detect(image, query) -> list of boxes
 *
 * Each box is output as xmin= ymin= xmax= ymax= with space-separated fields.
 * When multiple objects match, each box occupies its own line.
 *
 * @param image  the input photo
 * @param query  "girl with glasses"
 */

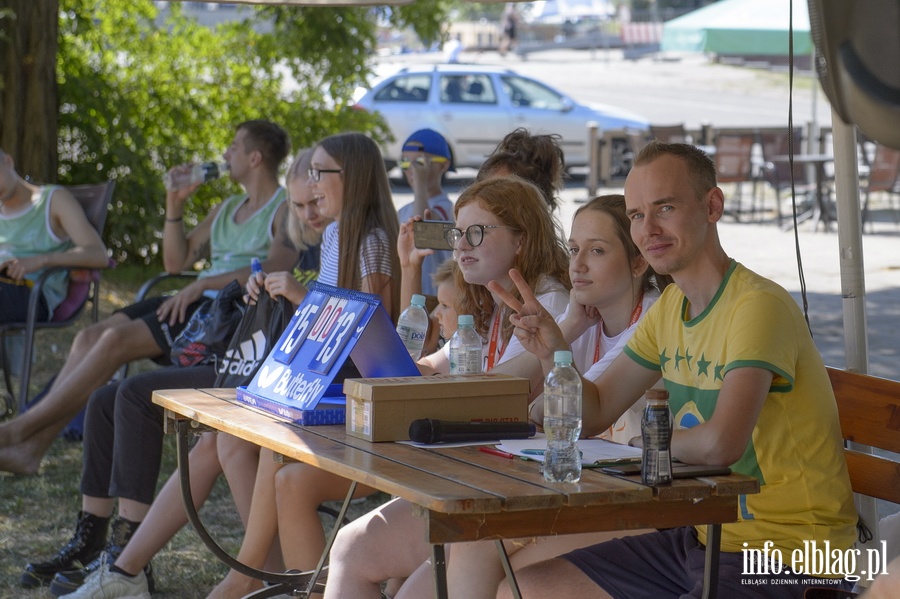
xmin=324 ymin=175 xmax=574 ymax=599
xmin=204 ymin=133 xmax=401 ymax=598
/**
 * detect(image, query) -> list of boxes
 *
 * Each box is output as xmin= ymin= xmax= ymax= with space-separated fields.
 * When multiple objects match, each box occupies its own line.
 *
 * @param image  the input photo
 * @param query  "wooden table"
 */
xmin=153 ymin=388 xmax=759 ymax=599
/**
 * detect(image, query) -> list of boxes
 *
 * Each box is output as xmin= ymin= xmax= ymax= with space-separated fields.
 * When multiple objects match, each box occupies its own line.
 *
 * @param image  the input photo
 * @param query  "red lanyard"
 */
xmin=593 ymin=291 xmax=644 ymax=364
xmin=486 ymin=308 xmax=505 ymax=371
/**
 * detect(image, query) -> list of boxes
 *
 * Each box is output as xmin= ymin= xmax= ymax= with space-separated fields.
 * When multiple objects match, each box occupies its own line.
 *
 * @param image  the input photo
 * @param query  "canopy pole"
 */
xmin=830 ymin=107 xmax=880 ymax=570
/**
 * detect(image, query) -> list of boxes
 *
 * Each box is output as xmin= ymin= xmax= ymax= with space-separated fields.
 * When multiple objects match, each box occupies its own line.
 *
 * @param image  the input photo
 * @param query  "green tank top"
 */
xmin=201 ymin=188 xmax=285 ymax=279
xmin=0 ymin=185 xmax=72 ymax=317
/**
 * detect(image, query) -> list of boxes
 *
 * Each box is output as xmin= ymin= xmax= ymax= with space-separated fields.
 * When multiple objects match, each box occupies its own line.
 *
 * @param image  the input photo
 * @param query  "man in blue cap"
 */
xmin=397 ymin=128 xmax=454 ymax=297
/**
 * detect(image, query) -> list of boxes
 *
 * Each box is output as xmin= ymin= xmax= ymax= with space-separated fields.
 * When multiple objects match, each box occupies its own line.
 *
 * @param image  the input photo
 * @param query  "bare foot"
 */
xmin=0 ymin=439 xmax=44 ymax=475
xmin=205 ymin=572 xmax=264 ymax=599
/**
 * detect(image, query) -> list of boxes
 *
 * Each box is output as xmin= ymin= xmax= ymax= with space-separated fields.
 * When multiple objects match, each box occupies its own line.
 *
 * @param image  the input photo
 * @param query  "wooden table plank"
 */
xmin=157 ymin=390 xmax=504 ymax=513
xmin=423 ymin=495 xmax=740 ymax=543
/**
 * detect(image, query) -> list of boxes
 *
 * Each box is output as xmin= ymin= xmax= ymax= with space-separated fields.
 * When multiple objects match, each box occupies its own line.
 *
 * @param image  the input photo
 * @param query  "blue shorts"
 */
xmin=561 ymin=527 xmax=853 ymax=599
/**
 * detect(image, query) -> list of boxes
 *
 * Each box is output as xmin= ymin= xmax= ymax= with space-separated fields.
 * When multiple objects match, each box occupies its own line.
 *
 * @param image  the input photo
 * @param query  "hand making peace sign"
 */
xmin=486 ymin=268 xmax=569 ymax=364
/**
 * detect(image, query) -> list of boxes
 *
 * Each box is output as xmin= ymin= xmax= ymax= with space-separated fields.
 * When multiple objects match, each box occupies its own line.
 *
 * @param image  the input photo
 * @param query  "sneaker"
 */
xmin=65 ymin=561 xmax=150 ymax=599
xmin=20 ymin=511 xmax=110 ymax=588
xmin=50 ymin=517 xmax=152 ymax=596
xmin=50 ymin=556 xmax=155 ymax=596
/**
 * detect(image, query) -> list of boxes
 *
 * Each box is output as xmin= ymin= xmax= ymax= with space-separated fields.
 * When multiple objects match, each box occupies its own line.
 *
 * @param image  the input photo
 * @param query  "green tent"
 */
xmin=661 ymin=0 xmax=812 ymax=56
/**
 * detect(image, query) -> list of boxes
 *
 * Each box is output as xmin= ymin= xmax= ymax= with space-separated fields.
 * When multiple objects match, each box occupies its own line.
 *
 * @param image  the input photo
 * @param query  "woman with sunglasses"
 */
xmin=323 ymin=175 xmax=571 ymax=599
xmin=206 ymin=132 xmax=401 ymax=598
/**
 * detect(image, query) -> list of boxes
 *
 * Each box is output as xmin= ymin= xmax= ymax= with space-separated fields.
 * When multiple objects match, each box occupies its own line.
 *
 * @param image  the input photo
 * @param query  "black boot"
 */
xmin=50 ymin=516 xmax=155 ymax=597
xmin=20 ymin=511 xmax=110 ymax=588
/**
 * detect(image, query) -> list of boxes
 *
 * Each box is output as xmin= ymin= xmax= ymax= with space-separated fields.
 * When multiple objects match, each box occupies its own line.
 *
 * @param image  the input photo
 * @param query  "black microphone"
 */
xmin=408 ymin=419 xmax=536 ymax=444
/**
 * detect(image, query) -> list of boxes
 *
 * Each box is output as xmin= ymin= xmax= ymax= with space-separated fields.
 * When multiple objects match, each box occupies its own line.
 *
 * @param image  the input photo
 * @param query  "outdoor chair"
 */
xmin=756 ymin=127 xmax=814 ymax=227
xmin=0 ymin=181 xmax=115 ymax=414
xmin=649 ymin=123 xmax=688 ymax=144
xmin=713 ymin=131 xmax=756 ymax=221
xmin=625 ymin=127 xmax=650 ymax=160
xmin=859 ymin=142 xmax=900 ymax=231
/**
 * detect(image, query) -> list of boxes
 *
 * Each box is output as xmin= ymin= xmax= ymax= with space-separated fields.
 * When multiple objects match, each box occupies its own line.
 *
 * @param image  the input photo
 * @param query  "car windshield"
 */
xmin=374 ymin=74 xmax=431 ymax=103
xmin=501 ymin=75 xmax=566 ymax=110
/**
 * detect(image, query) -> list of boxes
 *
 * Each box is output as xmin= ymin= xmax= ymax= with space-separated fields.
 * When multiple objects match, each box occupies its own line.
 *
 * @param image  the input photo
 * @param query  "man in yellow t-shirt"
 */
xmin=494 ymin=141 xmax=857 ymax=598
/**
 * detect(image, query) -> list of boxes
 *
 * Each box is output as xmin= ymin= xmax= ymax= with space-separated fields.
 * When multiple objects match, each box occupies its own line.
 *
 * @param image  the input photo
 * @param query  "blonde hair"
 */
xmin=285 ymin=148 xmax=327 ymax=251
xmin=454 ymin=176 xmax=569 ymax=343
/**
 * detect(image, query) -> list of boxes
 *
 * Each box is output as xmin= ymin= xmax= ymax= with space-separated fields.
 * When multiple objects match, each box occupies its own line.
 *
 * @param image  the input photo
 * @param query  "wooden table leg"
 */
xmin=496 ymin=539 xmax=522 ymax=599
xmin=701 ymin=523 xmax=721 ymax=599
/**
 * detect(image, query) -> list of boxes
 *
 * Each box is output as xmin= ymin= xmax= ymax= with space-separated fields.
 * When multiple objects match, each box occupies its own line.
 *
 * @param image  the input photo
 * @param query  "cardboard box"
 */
xmin=237 ymin=386 xmax=346 ymax=426
xmin=344 ymin=373 xmax=530 ymax=442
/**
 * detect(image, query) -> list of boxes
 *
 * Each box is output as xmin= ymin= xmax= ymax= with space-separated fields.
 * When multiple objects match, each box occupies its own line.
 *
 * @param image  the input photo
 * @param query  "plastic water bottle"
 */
xmin=396 ymin=294 xmax=429 ymax=361
xmin=448 ymin=315 xmax=482 ymax=375
xmin=543 ymin=350 xmax=583 ymax=483
xmin=164 ymin=161 xmax=229 ymax=191
xmin=641 ymin=389 xmax=673 ymax=486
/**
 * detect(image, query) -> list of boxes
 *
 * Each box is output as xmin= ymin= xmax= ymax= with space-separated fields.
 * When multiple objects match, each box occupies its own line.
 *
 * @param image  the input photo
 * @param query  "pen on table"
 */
xmin=479 ymin=446 xmax=516 ymax=459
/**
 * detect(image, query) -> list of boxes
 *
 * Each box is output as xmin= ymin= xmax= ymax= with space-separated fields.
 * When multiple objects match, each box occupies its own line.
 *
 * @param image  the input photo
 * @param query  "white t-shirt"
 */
xmin=438 ymin=276 xmax=570 ymax=371
xmin=564 ymin=291 xmax=659 ymax=443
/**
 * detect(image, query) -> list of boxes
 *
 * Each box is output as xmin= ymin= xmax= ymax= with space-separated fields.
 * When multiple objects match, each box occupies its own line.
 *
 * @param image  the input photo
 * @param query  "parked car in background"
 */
xmin=353 ymin=64 xmax=649 ymax=176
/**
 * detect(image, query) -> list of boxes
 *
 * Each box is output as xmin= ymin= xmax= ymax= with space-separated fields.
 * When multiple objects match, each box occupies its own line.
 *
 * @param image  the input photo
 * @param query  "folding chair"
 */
xmin=0 ymin=181 xmax=115 ymax=413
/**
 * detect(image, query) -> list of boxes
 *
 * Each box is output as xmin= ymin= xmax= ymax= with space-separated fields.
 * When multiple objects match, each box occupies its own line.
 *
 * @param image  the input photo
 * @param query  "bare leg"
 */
xmin=324 ymin=498 xmax=431 ymax=599
xmin=396 ymin=528 xmax=654 ymax=598
xmin=0 ymin=317 xmax=162 ymax=474
xmin=274 ymin=463 xmax=374 ymax=573
xmin=495 ymin=557 xmax=608 ymax=599
xmin=114 ymin=433 xmax=224 ymax=576
xmin=206 ymin=446 xmax=280 ymax=599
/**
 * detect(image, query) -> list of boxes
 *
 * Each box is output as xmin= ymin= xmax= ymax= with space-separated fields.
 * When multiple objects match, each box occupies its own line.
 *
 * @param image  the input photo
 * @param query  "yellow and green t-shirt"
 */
xmin=624 ymin=261 xmax=857 ymax=555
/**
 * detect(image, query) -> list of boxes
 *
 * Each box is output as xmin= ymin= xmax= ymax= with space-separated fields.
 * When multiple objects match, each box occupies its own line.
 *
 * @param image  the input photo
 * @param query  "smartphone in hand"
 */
xmin=413 ymin=220 xmax=454 ymax=251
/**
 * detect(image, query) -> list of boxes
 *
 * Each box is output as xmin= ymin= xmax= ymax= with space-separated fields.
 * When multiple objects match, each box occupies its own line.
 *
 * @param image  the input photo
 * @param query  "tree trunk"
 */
xmin=0 ymin=0 xmax=58 ymax=183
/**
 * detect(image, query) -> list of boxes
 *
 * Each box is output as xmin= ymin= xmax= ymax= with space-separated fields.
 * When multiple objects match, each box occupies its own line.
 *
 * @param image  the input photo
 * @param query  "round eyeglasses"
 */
xmin=308 ymin=167 xmax=343 ymax=182
xmin=444 ymin=224 xmax=517 ymax=248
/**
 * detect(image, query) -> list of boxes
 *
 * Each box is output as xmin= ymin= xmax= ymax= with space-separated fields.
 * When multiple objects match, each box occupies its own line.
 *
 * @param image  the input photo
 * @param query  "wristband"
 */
xmin=165 ymin=216 xmax=183 ymax=223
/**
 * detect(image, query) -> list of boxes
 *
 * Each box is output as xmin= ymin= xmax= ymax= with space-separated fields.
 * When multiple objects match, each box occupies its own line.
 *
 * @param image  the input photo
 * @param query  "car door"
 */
xmin=500 ymin=74 xmax=589 ymax=165
xmin=436 ymin=73 xmax=513 ymax=168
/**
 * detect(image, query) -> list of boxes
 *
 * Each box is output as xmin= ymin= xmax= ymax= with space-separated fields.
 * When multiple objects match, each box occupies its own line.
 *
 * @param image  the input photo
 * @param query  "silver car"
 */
xmin=353 ymin=64 xmax=649 ymax=174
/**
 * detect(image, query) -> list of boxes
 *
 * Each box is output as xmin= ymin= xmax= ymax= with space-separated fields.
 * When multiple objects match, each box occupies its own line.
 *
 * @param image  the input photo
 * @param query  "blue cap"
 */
xmin=402 ymin=128 xmax=455 ymax=171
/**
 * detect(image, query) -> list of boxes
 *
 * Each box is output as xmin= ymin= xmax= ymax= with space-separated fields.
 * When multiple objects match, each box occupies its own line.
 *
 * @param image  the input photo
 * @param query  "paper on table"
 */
xmin=498 ymin=435 xmax=642 ymax=467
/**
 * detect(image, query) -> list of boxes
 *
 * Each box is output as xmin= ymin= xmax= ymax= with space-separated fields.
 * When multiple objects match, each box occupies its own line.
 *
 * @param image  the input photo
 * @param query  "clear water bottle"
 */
xmin=543 ymin=350 xmax=583 ymax=483
xmin=448 ymin=315 xmax=482 ymax=375
xmin=396 ymin=294 xmax=429 ymax=361
xmin=641 ymin=389 xmax=673 ymax=486
xmin=164 ymin=161 xmax=229 ymax=191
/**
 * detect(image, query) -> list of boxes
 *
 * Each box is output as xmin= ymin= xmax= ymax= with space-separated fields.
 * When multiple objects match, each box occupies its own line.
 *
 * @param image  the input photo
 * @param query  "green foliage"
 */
xmin=56 ymin=0 xmax=449 ymax=265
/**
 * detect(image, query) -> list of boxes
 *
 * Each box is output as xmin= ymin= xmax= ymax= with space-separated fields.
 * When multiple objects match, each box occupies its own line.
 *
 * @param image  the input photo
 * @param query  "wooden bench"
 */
xmin=827 ymin=367 xmax=900 ymax=506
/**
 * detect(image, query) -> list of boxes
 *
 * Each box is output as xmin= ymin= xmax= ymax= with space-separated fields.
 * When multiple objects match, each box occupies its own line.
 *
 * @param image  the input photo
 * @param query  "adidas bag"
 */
xmin=214 ymin=289 xmax=291 ymax=388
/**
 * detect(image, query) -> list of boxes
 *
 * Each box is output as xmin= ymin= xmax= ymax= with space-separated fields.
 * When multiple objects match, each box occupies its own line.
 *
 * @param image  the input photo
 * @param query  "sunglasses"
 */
xmin=399 ymin=156 xmax=449 ymax=170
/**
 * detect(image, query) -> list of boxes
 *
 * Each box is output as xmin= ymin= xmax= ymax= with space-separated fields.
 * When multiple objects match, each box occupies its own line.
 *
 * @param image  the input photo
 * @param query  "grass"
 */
xmin=0 ymin=269 xmax=387 ymax=597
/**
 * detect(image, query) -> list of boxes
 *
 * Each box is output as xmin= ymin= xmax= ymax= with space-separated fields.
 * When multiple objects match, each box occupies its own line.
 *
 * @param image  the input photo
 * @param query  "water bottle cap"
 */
xmin=411 ymin=294 xmax=426 ymax=307
xmin=553 ymin=350 xmax=573 ymax=364
xmin=457 ymin=314 xmax=474 ymax=326
xmin=645 ymin=389 xmax=669 ymax=400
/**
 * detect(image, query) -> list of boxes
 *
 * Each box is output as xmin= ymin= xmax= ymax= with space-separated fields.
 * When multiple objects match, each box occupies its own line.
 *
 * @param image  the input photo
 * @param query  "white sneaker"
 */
xmin=66 ymin=561 xmax=151 ymax=599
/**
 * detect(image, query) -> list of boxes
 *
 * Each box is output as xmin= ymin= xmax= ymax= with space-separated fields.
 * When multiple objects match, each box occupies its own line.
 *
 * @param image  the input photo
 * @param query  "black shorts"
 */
xmin=115 ymin=296 xmax=206 ymax=365
xmin=562 ymin=527 xmax=853 ymax=599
